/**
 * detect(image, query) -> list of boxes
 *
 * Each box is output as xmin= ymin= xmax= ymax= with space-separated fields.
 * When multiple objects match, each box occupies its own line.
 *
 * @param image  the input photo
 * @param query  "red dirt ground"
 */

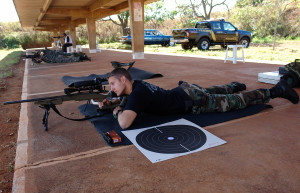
xmin=0 ymin=57 xmax=24 ymax=193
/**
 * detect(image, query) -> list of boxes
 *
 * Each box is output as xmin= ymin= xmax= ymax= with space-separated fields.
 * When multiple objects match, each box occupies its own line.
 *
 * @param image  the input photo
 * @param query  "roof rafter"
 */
xmin=35 ymin=0 xmax=53 ymax=27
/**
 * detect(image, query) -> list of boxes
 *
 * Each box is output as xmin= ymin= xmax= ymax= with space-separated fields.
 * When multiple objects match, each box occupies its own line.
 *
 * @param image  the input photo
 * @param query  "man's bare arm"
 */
xmin=113 ymin=107 xmax=137 ymax=129
xmin=98 ymin=98 xmax=121 ymax=109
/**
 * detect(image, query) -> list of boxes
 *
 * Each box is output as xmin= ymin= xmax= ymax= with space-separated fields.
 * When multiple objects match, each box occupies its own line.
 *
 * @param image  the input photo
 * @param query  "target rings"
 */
xmin=136 ymin=125 xmax=207 ymax=154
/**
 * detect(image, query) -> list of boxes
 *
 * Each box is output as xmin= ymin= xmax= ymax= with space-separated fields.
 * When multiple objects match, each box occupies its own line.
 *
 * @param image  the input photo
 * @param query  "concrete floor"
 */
xmin=13 ymin=49 xmax=299 ymax=193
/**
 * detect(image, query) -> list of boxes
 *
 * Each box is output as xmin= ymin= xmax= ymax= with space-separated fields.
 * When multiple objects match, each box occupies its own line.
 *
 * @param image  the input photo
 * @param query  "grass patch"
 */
xmin=100 ymin=40 xmax=300 ymax=63
xmin=0 ymin=49 xmax=23 ymax=79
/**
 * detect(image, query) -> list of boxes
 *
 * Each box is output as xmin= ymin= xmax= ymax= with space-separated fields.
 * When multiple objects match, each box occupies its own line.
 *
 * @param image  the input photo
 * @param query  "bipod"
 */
xmin=40 ymin=104 xmax=51 ymax=131
xmin=38 ymin=102 xmax=107 ymax=131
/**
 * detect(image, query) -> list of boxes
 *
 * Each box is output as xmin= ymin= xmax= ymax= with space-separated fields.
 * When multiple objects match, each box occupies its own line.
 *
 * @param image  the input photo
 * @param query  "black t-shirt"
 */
xmin=124 ymin=80 xmax=188 ymax=115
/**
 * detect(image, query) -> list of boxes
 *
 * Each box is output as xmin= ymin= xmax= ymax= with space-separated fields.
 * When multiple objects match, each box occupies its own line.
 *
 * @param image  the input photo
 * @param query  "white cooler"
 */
xmin=258 ymin=71 xmax=282 ymax=85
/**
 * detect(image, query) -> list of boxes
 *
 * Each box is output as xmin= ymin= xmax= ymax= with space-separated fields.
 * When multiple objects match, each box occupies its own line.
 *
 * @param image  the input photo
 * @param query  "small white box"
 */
xmin=76 ymin=45 xmax=82 ymax=52
xmin=258 ymin=71 xmax=282 ymax=85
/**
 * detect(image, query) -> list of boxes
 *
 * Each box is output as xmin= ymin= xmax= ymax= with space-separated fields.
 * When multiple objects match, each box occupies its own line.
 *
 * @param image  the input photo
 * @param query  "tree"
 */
xmin=271 ymin=0 xmax=295 ymax=50
xmin=236 ymin=0 xmax=264 ymax=7
xmin=100 ymin=11 xmax=130 ymax=36
xmin=144 ymin=0 xmax=177 ymax=29
xmin=177 ymin=0 xmax=229 ymax=20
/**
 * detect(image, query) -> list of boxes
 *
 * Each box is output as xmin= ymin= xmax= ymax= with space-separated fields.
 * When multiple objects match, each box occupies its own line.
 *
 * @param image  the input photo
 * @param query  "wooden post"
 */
xmin=128 ymin=0 xmax=144 ymax=59
xmin=52 ymin=30 xmax=58 ymax=48
xmin=69 ymin=22 xmax=76 ymax=47
xmin=86 ymin=15 xmax=97 ymax=53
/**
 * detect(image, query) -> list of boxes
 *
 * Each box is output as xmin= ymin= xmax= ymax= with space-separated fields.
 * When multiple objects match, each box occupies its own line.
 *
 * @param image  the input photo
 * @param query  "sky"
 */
xmin=0 ymin=0 xmax=19 ymax=22
xmin=0 ymin=0 xmax=236 ymax=22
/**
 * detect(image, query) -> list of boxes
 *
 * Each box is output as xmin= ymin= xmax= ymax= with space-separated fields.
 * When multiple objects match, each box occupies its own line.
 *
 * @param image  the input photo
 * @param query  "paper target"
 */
xmin=122 ymin=119 xmax=226 ymax=163
xmin=136 ymin=125 xmax=207 ymax=154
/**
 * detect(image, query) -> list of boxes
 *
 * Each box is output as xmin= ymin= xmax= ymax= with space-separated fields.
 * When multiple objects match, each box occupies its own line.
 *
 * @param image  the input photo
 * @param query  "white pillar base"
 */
xmin=132 ymin=52 xmax=144 ymax=59
xmin=89 ymin=49 xmax=101 ymax=53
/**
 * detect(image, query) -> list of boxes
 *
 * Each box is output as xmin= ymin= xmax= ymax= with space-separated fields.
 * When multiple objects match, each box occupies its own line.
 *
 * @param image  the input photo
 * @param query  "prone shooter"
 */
xmin=3 ymin=61 xmax=134 ymax=131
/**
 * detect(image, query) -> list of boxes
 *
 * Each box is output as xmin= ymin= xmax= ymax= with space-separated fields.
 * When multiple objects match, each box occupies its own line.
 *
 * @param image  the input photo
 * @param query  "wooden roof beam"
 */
xmin=46 ymin=7 xmax=90 ymax=17
xmin=40 ymin=19 xmax=71 ymax=24
xmin=35 ymin=0 xmax=53 ymax=27
xmin=92 ymin=8 xmax=116 ymax=20
xmin=74 ymin=18 xmax=87 ymax=26
xmin=89 ymin=0 xmax=113 ymax=12
xmin=113 ymin=1 xmax=129 ymax=14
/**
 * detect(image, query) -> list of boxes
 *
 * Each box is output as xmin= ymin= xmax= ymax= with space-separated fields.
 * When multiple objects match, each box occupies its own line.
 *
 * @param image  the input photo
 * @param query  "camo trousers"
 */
xmin=179 ymin=82 xmax=271 ymax=113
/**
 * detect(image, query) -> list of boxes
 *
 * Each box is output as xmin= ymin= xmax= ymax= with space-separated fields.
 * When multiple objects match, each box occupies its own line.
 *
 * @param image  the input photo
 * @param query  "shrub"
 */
xmin=76 ymin=37 xmax=89 ymax=45
xmin=18 ymin=31 xmax=52 ymax=49
xmin=0 ymin=34 xmax=20 ymax=49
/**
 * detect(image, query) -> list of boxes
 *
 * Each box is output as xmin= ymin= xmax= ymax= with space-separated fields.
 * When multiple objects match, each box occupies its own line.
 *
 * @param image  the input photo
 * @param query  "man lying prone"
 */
xmin=98 ymin=68 xmax=299 ymax=129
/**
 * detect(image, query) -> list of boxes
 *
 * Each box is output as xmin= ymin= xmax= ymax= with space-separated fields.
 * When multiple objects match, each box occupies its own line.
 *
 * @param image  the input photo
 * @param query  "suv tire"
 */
xmin=181 ymin=43 xmax=193 ymax=50
xmin=240 ymin=37 xmax=250 ymax=48
xmin=221 ymin=44 xmax=227 ymax=49
xmin=197 ymin=38 xmax=210 ymax=50
xmin=161 ymin=42 xmax=170 ymax=47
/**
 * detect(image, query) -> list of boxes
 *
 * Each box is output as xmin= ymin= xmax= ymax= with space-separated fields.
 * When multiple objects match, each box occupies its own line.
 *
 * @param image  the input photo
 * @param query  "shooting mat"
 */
xmin=62 ymin=67 xmax=163 ymax=87
xmin=78 ymin=104 xmax=268 ymax=147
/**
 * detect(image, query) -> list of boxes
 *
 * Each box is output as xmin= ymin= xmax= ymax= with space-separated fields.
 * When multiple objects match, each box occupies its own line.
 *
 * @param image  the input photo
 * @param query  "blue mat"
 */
xmin=78 ymin=104 xmax=268 ymax=146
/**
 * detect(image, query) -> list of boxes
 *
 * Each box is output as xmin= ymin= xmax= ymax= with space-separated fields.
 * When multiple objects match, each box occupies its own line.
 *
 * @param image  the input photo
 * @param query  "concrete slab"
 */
xmin=13 ymin=49 xmax=300 ymax=193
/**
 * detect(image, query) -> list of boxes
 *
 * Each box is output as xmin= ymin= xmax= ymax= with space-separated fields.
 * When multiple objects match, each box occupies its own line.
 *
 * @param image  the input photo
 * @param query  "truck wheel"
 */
xmin=221 ymin=44 xmax=227 ymax=49
xmin=197 ymin=38 xmax=210 ymax=50
xmin=240 ymin=37 xmax=250 ymax=48
xmin=181 ymin=43 xmax=193 ymax=50
xmin=161 ymin=42 xmax=170 ymax=47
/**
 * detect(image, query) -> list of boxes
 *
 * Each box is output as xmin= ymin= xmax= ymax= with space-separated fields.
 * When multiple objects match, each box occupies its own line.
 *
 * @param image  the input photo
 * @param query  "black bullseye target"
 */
xmin=136 ymin=125 xmax=207 ymax=154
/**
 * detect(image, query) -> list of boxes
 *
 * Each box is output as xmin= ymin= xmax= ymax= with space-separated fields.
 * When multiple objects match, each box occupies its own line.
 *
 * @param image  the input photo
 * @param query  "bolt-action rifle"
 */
xmin=3 ymin=77 xmax=126 ymax=131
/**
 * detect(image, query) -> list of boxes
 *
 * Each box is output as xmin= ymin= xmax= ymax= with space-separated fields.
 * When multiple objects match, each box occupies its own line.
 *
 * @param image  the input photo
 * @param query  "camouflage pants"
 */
xmin=41 ymin=51 xmax=80 ymax=63
xmin=179 ymin=82 xmax=271 ymax=114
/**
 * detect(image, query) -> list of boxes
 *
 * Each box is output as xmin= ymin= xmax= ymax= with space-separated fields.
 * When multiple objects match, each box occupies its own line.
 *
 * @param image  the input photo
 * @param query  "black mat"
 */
xmin=78 ymin=104 xmax=268 ymax=146
xmin=62 ymin=67 xmax=163 ymax=87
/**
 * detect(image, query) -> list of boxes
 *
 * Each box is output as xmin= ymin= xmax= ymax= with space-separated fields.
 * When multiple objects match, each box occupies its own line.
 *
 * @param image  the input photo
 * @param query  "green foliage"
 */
xmin=235 ymin=0 xmax=264 ymax=7
xmin=96 ymin=21 xmax=121 ymax=43
xmin=229 ymin=1 xmax=299 ymax=38
xmin=0 ymin=34 xmax=20 ymax=49
xmin=145 ymin=0 xmax=178 ymax=28
xmin=18 ymin=31 xmax=53 ymax=49
xmin=252 ymin=36 xmax=275 ymax=43
xmin=76 ymin=37 xmax=89 ymax=45
xmin=0 ymin=50 xmax=23 ymax=79
xmin=0 ymin=22 xmax=53 ymax=49
xmin=0 ymin=22 xmax=22 ymax=33
xmin=100 ymin=40 xmax=300 ymax=63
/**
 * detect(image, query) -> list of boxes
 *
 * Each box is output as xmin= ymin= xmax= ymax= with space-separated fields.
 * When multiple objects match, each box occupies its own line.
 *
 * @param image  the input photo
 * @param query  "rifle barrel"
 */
xmin=3 ymin=91 xmax=111 ymax=105
xmin=3 ymin=94 xmax=68 ymax=105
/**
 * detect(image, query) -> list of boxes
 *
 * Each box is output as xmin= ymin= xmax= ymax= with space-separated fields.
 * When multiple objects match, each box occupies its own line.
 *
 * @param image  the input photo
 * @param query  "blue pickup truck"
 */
xmin=120 ymin=29 xmax=173 ymax=47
